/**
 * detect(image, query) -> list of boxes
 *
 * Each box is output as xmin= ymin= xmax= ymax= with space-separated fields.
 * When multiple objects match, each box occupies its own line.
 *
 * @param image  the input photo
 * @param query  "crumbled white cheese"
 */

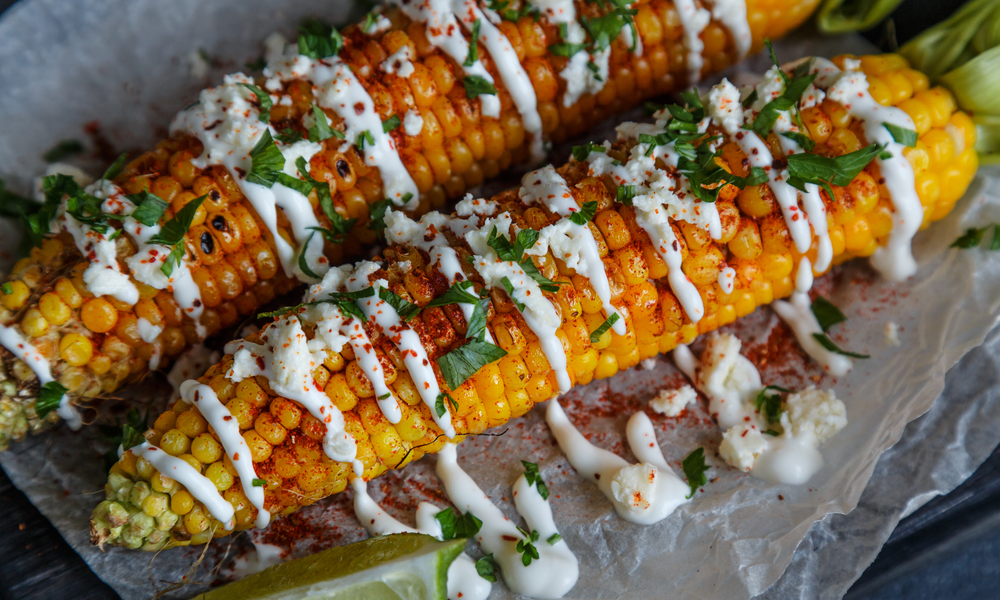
xmin=781 ymin=387 xmax=847 ymax=445
xmin=609 ymin=463 xmax=658 ymax=514
xmin=884 ymin=321 xmax=901 ymax=346
xmin=746 ymin=66 xmax=786 ymax=115
xmin=455 ymin=194 xmax=498 ymax=217
xmin=403 ymin=109 xmax=424 ymax=136
xmin=381 ymin=46 xmax=415 ymax=78
xmin=649 ymin=385 xmax=697 ymax=417
xmin=826 ymin=70 xmax=871 ymax=108
xmin=719 ymin=423 xmax=769 ymax=472
xmin=842 ymin=57 xmax=862 ymax=71
xmin=641 ymin=358 xmax=658 ymax=371
xmin=708 ymin=78 xmax=743 ymax=135
xmin=366 ymin=13 xmax=392 ymax=35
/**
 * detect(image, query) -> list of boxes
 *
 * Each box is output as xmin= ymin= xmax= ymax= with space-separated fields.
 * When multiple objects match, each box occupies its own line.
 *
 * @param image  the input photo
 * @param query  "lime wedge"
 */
xmin=195 ymin=533 xmax=466 ymax=600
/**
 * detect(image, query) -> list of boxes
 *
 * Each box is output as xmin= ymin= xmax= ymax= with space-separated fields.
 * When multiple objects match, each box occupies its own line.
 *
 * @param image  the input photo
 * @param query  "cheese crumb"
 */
xmin=610 ymin=463 xmax=658 ymax=514
xmin=781 ymin=387 xmax=847 ymax=445
xmin=884 ymin=322 xmax=901 ymax=346
xmin=649 ymin=385 xmax=697 ymax=417
xmin=719 ymin=423 xmax=769 ymax=472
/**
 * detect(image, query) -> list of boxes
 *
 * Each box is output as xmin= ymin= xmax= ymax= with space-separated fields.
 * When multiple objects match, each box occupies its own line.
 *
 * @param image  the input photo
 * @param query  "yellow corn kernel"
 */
xmin=153 ymin=410 xmax=177 ymax=433
xmin=183 ymin=506 xmax=209 ymax=534
xmin=205 ymin=462 xmax=234 ymax=492
xmin=38 ymin=292 xmax=71 ymax=326
xmin=170 ymin=490 xmax=194 ymax=515
xmin=81 ymin=298 xmax=118 ymax=333
xmin=59 ymin=333 xmax=94 ymax=367
xmin=20 ymin=308 xmax=49 ymax=338
xmin=243 ymin=430 xmax=273 ymax=462
xmin=191 ymin=433 xmax=223 ymax=464
xmin=159 ymin=429 xmax=191 ymax=456
xmin=1 ymin=280 xmax=30 ymax=310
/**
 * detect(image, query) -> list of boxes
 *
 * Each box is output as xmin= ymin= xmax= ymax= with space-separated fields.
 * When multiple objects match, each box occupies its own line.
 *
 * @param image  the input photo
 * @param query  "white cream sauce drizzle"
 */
xmin=813 ymin=58 xmax=923 ymax=280
xmin=436 ymin=443 xmax=579 ymax=599
xmin=171 ymin=74 xmax=329 ymax=281
xmin=224 ymin=316 xmax=358 ymax=463
xmin=674 ymin=0 xmax=711 ymax=84
xmin=128 ymin=441 xmax=236 ymax=529
xmin=710 ymin=0 xmax=752 ymax=59
xmin=388 ymin=0 xmax=501 ymax=118
xmin=518 ymin=166 xmax=625 ymax=335
xmin=466 ymin=213 xmax=572 ymax=392
xmin=584 ymin=138 xmax=721 ymax=324
xmin=528 ymin=0 xmax=608 ymax=108
xmin=305 ymin=266 xmax=403 ymax=425
xmin=0 ymin=324 xmax=80 ymax=429
xmin=771 ymin=258 xmax=854 ymax=376
xmin=351 ymin=478 xmax=491 ymax=600
xmin=346 ymin=262 xmax=456 ymax=438
xmin=182 ymin=381 xmax=271 ymax=528
xmin=545 ymin=399 xmax=689 ymax=525
xmin=454 ymin=0 xmax=546 ymax=162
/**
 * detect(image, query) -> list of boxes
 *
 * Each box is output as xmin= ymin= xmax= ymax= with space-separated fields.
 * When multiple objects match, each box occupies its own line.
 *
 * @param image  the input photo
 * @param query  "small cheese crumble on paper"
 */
xmin=885 ymin=322 xmax=901 ymax=346
xmin=650 ymin=385 xmax=697 ymax=417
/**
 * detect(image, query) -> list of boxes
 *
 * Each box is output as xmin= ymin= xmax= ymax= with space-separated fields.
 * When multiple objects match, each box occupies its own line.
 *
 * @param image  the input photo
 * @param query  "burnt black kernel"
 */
xmin=211 ymin=215 xmax=228 ymax=232
xmin=210 ymin=189 xmax=221 ymax=201
xmin=336 ymin=159 xmax=350 ymax=178
xmin=200 ymin=231 xmax=215 ymax=254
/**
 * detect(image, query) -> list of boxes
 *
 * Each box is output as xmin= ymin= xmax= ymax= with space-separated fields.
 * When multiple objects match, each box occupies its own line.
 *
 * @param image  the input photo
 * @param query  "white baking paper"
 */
xmin=1 ymin=2 xmax=999 ymax=599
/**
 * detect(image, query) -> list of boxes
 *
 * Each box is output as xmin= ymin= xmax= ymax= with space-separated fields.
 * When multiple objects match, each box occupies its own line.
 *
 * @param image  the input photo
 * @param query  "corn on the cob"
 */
xmin=0 ymin=1 xmax=821 ymax=449
xmin=89 ymin=51 xmax=978 ymax=552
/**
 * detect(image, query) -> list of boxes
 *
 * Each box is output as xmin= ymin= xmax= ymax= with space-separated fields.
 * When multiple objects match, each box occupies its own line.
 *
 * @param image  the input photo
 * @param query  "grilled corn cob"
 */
xmin=0 ymin=1 xmax=821 ymax=449
xmin=90 ymin=51 xmax=978 ymax=551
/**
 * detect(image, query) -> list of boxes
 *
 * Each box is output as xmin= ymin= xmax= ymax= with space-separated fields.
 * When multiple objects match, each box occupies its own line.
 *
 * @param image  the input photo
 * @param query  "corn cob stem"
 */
xmin=0 ymin=1 xmax=820 ymax=449
xmin=90 ymin=52 xmax=977 ymax=552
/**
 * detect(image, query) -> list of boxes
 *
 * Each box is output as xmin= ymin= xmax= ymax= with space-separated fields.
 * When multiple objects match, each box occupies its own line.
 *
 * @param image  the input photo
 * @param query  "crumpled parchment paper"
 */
xmin=2 ymin=1 xmax=1000 ymax=599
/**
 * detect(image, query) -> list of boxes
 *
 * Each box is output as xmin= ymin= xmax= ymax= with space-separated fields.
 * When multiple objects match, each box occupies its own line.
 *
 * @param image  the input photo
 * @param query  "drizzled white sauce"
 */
xmin=0 ymin=324 xmax=80 ymax=429
xmin=261 ymin=41 xmax=419 ymax=208
xmin=225 ymin=316 xmax=358 ymax=463
xmin=718 ymin=265 xmax=736 ymax=295
xmin=351 ymin=478 xmax=491 ymax=600
xmin=711 ymin=0 xmax=752 ymax=59
xmin=466 ymin=213 xmax=572 ymax=392
xmin=182 ymin=381 xmax=270 ymax=528
xmin=346 ymin=262 xmax=455 ymax=438
xmin=305 ymin=266 xmax=402 ymax=424
xmin=814 ymin=59 xmax=922 ymax=280
xmin=388 ymin=0 xmax=500 ymax=118
xmin=527 ymin=0 xmax=607 ymax=108
xmin=585 ymin=141 xmax=722 ymax=323
xmin=519 ymin=167 xmax=625 ymax=335
xmin=437 ymin=443 xmax=579 ymax=599
xmin=772 ymin=259 xmax=854 ymax=376
xmin=128 ymin=441 xmax=235 ymax=529
xmin=381 ymin=46 xmax=415 ymax=78
xmin=546 ymin=399 xmax=689 ymax=525
xmin=171 ymin=74 xmax=329 ymax=281
xmin=674 ymin=0 xmax=711 ymax=83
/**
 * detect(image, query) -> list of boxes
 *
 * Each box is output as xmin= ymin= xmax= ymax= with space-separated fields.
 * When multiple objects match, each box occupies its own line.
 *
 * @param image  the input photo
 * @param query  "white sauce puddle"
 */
xmin=436 ymin=443 xmax=579 ymax=599
xmin=352 ymin=478 xmax=491 ymax=600
xmin=545 ymin=399 xmax=689 ymax=525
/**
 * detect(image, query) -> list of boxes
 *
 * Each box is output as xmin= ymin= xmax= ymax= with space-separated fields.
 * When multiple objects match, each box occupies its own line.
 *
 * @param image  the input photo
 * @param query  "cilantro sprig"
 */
xmin=463 ymin=75 xmax=498 ymax=99
xmin=147 ymin=195 xmax=207 ymax=277
xmin=35 ymin=381 xmax=69 ymax=419
xmin=463 ymin=20 xmax=481 ymax=66
xmin=240 ymin=83 xmax=273 ymax=123
xmin=515 ymin=527 xmax=541 ymax=566
xmin=298 ymin=18 xmax=344 ymax=59
xmin=258 ymin=286 xmax=374 ymax=322
xmin=682 ymin=447 xmax=709 ymax=499
xmin=567 ymin=201 xmax=597 ymax=226
xmin=786 ymin=143 xmax=883 ymax=200
xmin=426 ymin=281 xmax=491 ymax=340
xmin=476 ymin=554 xmax=497 ymax=582
xmin=755 ymin=385 xmax=790 ymax=435
xmin=952 ymin=224 xmax=1000 ymax=250
xmin=435 ymin=508 xmax=483 ymax=540
xmin=521 ymin=460 xmax=549 ymax=499
xmin=810 ymin=296 xmax=846 ymax=332
xmin=435 ymin=392 xmax=460 ymax=418
xmin=589 ymin=313 xmax=620 ymax=343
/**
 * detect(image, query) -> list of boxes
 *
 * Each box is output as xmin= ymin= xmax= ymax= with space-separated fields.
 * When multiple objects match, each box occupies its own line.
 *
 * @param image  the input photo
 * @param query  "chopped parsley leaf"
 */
xmin=246 ymin=130 xmax=285 ymax=187
xmin=298 ymin=17 xmax=344 ymax=59
xmin=521 ymin=460 xmax=550 ymax=500
xmin=240 ymin=83 xmax=273 ymax=123
xmin=435 ymin=508 xmax=483 ymax=540
xmin=810 ymin=296 xmax=846 ymax=332
xmin=589 ymin=313 xmax=620 ymax=343
xmin=147 ymin=195 xmax=207 ymax=277
xmin=463 ymin=20 xmax=481 ymax=67
xmin=812 ymin=333 xmax=870 ymax=359
xmin=35 ymin=381 xmax=69 ymax=419
xmin=463 ymin=75 xmax=498 ymax=98
xmin=682 ymin=447 xmax=709 ymax=499
xmin=567 ymin=201 xmax=598 ymax=225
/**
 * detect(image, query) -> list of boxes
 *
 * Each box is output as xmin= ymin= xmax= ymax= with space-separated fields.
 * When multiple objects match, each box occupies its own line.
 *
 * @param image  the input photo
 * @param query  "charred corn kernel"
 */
xmin=59 ymin=333 xmax=94 ymax=366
